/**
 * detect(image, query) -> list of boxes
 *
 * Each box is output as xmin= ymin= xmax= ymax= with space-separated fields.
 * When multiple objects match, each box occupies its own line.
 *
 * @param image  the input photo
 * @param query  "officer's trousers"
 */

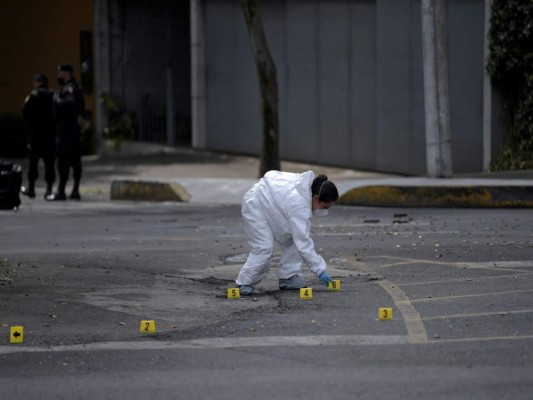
xmin=27 ymin=146 xmax=55 ymax=185
xmin=57 ymin=149 xmax=82 ymax=192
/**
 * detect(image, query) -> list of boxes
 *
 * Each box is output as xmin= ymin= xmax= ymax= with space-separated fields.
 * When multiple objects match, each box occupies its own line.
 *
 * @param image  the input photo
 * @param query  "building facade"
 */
xmin=190 ymin=0 xmax=504 ymax=175
xmin=2 ymin=0 xmax=503 ymax=175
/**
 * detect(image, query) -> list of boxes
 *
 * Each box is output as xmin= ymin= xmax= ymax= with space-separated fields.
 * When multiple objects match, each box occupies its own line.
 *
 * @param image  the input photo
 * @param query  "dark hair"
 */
xmin=311 ymin=174 xmax=339 ymax=202
xmin=33 ymin=73 xmax=48 ymax=84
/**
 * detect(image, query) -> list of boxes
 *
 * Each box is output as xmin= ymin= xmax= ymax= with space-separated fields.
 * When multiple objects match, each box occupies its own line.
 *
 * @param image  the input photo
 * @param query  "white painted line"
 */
xmin=0 ymin=335 xmax=408 ymax=355
xmin=423 ymin=309 xmax=533 ymax=321
xmin=405 ymin=288 xmax=533 ymax=303
xmin=2 ymin=333 xmax=532 ymax=355
xmin=461 ymin=261 xmax=533 ymax=269
xmin=397 ymin=272 xmax=533 ymax=287
xmin=369 ymin=257 xmax=533 ymax=273
xmin=431 ymin=335 xmax=533 ymax=344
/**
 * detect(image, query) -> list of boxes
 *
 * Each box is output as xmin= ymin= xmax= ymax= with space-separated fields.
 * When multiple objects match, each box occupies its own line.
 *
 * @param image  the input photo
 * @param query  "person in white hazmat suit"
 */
xmin=235 ymin=170 xmax=339 ymax=295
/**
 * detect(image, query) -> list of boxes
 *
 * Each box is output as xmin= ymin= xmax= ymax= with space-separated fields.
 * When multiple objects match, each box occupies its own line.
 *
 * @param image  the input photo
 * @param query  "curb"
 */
xmin=338 ymin=186 xmax=533 ymax=208
xmin=110 ymin=180 xmax=191 ymax=202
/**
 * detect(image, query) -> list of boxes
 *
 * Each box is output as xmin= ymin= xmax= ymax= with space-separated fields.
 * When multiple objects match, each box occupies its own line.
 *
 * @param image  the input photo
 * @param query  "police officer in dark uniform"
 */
xmin=47 ymin=64 xmax=85 ymax=201
xmin=21 ymin=73 xmax=56 ymax=199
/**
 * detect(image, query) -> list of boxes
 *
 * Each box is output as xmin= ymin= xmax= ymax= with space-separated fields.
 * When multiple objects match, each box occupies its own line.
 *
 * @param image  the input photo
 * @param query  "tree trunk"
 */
xmin=240 ymin=0 xmax=280 ymax=177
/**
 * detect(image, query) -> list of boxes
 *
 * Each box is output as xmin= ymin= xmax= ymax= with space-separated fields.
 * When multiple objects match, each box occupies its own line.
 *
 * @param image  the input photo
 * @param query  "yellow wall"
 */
xmin=0 ymin=0 xmax=94 ymax=116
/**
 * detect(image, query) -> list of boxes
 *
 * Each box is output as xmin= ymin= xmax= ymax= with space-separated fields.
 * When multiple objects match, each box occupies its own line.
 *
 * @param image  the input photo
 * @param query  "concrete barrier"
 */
xmin=110 ymin=180 xmax=191 ymax=202
xmin=339 ymin=186 xmax=533 ymax=208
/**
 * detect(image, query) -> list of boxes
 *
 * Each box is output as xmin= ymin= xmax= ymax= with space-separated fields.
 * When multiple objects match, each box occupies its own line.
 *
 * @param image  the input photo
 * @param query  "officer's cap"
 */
xmin=33 ymin=73 xmax=48 ymax=84
xmin=57 ymin=64 xmax=74 ymax=73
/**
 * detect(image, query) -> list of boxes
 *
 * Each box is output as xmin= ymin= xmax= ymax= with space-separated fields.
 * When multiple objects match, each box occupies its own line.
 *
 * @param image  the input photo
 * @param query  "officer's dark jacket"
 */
xmin=54 ymin=78 xmax=85 ymax=152
xmin=22 ymin=85 xmax=55 ymax=148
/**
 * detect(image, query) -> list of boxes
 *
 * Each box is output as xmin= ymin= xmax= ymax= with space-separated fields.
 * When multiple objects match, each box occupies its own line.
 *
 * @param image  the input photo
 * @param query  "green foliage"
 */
xmin=491 ymin=136 xmax=533 ymax=170
xmin=0 ymin=113 xmax=28 ymax=158
xmin=487 ymin=0 xmax=533 ymax=170
xmin=100 ymin=93 xmax=138 ymax=142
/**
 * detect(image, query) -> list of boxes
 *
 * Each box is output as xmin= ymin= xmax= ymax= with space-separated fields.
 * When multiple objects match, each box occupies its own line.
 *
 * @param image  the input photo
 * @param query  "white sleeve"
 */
xmin=287 ymin=208 xmax=327 ymax=276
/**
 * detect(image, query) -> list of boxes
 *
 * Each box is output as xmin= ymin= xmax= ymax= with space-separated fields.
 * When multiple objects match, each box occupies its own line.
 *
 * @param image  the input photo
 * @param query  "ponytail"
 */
xmin=311 ymin=174 xmax=339 ymax=203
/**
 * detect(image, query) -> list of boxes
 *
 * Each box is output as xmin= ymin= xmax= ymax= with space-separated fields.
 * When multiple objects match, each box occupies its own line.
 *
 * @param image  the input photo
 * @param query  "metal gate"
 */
xmin=109 ymin=0 xmax=191 ymax=145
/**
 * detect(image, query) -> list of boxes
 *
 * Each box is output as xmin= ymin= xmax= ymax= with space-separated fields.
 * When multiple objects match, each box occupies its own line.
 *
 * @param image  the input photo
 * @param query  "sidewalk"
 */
xmin=83 ymin=145 xmax=398 ymax=204
xmin=13 ymin=145 xmax=533 ymax=207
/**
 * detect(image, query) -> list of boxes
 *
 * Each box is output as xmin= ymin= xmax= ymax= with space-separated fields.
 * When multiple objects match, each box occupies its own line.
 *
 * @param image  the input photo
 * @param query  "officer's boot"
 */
xmin=69 ymin=179 xmax=81 ymax=200
xmin=44 ymin=183 xmax=53 ymax=199
xmin=46 ymin=180 xmax=67 ymax=201
xmin=21 ymin=181 xmax=36 ymax=198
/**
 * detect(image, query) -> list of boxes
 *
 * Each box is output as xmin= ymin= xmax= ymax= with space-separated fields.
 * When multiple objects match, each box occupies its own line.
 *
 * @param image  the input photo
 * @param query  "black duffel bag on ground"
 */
xmin=0 ymin=161 xmax=22 ymax=210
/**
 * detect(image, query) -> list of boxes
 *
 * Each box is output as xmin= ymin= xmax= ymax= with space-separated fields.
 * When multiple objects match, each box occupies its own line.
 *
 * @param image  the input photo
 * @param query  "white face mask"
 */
xmin=313 ymin=208 xmax=328 ymax=217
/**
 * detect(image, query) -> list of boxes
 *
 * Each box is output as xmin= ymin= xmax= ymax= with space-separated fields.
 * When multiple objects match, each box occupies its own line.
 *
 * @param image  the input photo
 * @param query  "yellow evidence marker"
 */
xmin=300 ymin=288 xmax=313 ymax=300
xmin=140 ymin=320 xmax=156 ymax=333
xmin=10 ymin=326 xmax=24 ymax=344
xmin=379 ymin=308 xmax=393 ymax=320
xmin=328 ymin=280 xmax=341 ymax=291
xmin=227 ymin=288 xmax=240 ymax=299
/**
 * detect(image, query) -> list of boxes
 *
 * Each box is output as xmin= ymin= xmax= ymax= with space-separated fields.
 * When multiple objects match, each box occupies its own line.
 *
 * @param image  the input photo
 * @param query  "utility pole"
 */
xmin=191 ymin=0 xmax=207 ymax=149
xmin=421 ymin=0 xmax=453 ymax=177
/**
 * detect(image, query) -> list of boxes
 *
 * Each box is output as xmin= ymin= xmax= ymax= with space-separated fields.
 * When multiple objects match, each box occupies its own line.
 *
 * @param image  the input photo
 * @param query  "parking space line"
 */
xmin=422 ymin=309 xmax=533 ymax=321
xmin=430 ymin=334 xmax=533 ymax=344
xmin=0 ymin=335 xmax=409 ymax=355
xmin=396 ymin=272 xmax=533 ymax=287
xmin=403 ymin=288 xmax=533 ymax=303
xmin=344 ymin=256 xmax=428 ymax=344
xmin=377 ymin=280 xmax=428 ymax=344
xmin=367 ymin=256 xmax=533 ymax=273
xmin=1 ymin=333 xmax=532 ymax=355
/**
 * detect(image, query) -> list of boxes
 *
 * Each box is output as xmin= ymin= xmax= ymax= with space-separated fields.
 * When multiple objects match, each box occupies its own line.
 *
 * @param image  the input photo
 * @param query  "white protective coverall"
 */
xmin=236 ymin=170 xmax=327 ymax=286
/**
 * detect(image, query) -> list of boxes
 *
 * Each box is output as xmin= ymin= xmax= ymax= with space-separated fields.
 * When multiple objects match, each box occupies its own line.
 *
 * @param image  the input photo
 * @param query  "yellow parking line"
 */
xmin=344 ymin=256 xmax=428 ymax=344
xmin=377 ymin=280 xmax=428 ymax=344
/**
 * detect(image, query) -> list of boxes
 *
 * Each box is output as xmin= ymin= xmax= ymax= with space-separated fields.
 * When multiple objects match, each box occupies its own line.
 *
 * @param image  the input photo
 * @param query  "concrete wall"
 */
xmin=203 ymin=0 xmax=486 ymax=175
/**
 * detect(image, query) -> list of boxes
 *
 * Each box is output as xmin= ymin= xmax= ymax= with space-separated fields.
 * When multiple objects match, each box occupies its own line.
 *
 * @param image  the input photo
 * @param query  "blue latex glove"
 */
xmin=319 ymin=271 xmax=333 ymax=287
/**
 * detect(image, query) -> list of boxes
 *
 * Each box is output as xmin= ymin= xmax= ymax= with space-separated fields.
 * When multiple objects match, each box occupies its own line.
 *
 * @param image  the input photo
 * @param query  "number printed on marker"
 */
xmin=140 ymin=320 xmax=156 ymax=333
xmin=300 ymin=288 xmax=313 ymax=300
xmin=379 ymin=308 xmax=393 ymax=320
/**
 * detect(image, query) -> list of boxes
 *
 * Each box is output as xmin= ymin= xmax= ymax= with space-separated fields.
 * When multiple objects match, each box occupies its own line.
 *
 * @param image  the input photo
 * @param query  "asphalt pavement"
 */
xmin=1 ymin=145 xmax=532 ymax=399
xmin=0 ymin=146 xmax=533 ymax=400
xmin=1 ymin=199 xmax=532 ymax=399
